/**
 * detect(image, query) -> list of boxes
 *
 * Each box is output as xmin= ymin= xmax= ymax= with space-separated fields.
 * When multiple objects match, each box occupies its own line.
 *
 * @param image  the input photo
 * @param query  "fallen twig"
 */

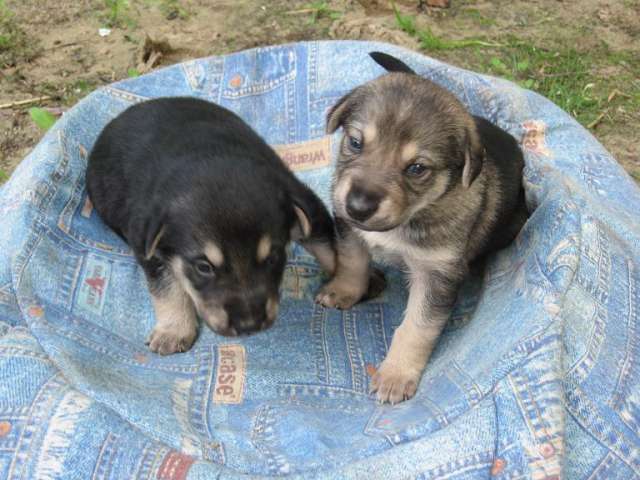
xmin=587 ymin=112 xmax=606 ymax=129
xmin=607 ymin=89 xmax=631 ymax=103
xmin=0 ymin=96 xmax=52 ymax=109
xmin=44 ymin=41 xmax=79 ymax=51
xmin=284 ymin=8 xmax=316 ymax=15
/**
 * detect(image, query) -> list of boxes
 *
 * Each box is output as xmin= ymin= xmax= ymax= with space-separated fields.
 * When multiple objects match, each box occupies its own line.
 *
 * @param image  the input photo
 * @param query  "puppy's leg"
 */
xmin=315 ymin=220 xmax=371 ymax=309
xmin=301 ymin=239 xmax=336 ymax=276
xmin=371 ymin=264 xmax=464 ymax=403
xmin=143 ymin=259 xmax=198 ymax=355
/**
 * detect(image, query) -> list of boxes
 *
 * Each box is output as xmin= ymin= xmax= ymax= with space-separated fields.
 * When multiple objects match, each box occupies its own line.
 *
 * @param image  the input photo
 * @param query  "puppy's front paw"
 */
xmin=370 ymin=361 xmax=420 ymax=404
xmin=146 ymin=326 xmax=197 ymax=355
xmin=315 ymin=278 xmax=364 ymax=309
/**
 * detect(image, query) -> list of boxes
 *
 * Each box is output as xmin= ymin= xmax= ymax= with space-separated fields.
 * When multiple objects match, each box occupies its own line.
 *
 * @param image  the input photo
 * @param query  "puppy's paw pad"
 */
xmin=370 ymin=363 xmax=419 ymax=404
xmin=315 ymin=281 xmax=363 ymax=309
xmin=147 ymin=327 xmax=197 ymax=355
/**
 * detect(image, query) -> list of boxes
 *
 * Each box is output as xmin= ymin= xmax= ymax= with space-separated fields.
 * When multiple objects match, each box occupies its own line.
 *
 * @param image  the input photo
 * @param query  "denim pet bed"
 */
xmin=1 ymin=41 xmax=639 ymax=479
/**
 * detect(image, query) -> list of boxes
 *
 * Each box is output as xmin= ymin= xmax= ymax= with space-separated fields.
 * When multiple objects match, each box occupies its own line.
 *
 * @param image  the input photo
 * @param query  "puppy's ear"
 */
xmin=144 ymin=217 xmax=166 ymax=260
xmin=369 ymin=51 xmax=416 ymax=74
xmin=285 ymin=181 xmax=335 ymax=244
xmin=291 ymin=204 xmax=312 ymax=241
xmin=128 ymin=206 xmax=166 ymax=260
xmin=462 ymin=127 xmax=484 ymax=188
xmin=326 ymin=92 xmax=353 ymax=134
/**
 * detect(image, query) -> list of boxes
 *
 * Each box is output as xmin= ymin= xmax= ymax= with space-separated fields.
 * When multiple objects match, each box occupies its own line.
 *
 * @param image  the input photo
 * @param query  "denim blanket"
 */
xmin=1 ymin=41 xmax=639 ymax=479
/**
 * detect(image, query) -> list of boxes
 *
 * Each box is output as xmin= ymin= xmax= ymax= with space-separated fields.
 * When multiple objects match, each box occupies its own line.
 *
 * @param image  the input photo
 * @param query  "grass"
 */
xmin=144 ymin=0 xmax=189 ymax=20
xmin=392 ymin=6 xmax=640 ymax=131
xmin=486 ymin=42 xmax=599 ymax=121
xmin=157 ymin=0 xmax=188 ymax=20
xmin=0 ymin=169 xmax=7 ymax=183
xmin=482 ymin=41 xmax=639 ymax=128
xmin=305 ymin=2 xmax=341 ymax=24
xmin=101 ymin=0 xmax=136 ymax=29
xmin=463 ymin=9 xmax=496 ymax=27
xmin=394 ymin=5 xmax=500 ymax=50
xmin=0 ymin=0 xmax=39 ymax=67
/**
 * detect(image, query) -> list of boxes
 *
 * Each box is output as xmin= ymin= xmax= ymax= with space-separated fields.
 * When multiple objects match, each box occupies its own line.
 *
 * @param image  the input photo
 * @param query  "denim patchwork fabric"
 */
xmin=0 ymin=41 xmax=639 ymax=479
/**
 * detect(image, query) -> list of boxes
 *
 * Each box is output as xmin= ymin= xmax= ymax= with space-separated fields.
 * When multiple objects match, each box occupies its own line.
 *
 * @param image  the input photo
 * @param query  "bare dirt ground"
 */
xmin=1 ymin=0 xmax=639 ymax=181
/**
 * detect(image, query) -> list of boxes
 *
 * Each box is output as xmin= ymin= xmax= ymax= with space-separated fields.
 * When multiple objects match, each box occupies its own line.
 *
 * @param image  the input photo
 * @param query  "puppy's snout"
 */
xmin=225 ymin=295 xmax=271 ymax=335
xmin=346 ymin=185 xmax=381 ymax=222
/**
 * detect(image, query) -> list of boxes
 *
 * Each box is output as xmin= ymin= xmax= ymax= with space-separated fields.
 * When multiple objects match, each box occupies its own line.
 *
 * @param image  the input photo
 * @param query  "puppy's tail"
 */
xmin=369 ymin=51 xmax=416 ymax=75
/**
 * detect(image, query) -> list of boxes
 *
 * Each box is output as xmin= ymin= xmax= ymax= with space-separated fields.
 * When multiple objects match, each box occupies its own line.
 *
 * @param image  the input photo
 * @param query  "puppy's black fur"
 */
xmin=87 ymin=97 xmax=336 ymax=354
xmin=472 ymin=115 xmax=528 ymax=257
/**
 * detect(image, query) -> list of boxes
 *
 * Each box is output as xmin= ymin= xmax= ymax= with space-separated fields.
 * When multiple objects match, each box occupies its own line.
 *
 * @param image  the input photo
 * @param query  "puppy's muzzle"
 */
xmin=224 ymin=295 xmax=274 ymax=335
xmin=346 ymin=185 xmax=382 ymax=222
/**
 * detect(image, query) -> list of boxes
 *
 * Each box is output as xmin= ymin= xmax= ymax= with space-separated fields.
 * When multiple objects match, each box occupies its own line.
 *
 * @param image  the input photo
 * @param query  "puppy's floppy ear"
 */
xmin=285 ymin=181 xmax=335 ymax=244
xmin=128 ymin=205 xmax=166 ymax=260
xmin=462 ymin=126 xmax=484 ymax=188
xmin=144 ymin=215 xmax=166 ymax=260
xmin=291 ymin=204 xmax=312 ymax=241
xmin=326 ymin=92 xmax=354 ymax=134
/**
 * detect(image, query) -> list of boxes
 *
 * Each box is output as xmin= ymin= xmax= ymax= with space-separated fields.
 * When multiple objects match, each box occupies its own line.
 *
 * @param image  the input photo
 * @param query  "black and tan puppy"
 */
xmin=87 ymin=97 xmax=336 ymax=355
xmin=316 ymin=52 xmax=528 ymax=403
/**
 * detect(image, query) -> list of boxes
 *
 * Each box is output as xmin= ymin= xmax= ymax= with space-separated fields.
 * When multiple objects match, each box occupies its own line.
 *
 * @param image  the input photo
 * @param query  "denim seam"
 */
xmin=416 ymin=450 xmax=494 ymax=479
xmin=104 ymin=86 xmax=148 ymax=104
xmin=0 ymin=346 xmax=51 ymax=363
xmin=0 ymin=283 xmax=17 ymax=308
xmin=189 ymin=345 xmax=215 ymax=440
xmin=565 ymin=386 xmax=640 ymax=475
xmin=91 ymin=432 xmax=118 ymax=480
xmin=56 ymin=168 xmax=131 ymax=255
xmin=311 ymin=304 xmax=329 ymax=384
xmin=343 ymin=310 xmax=366 ymax=394
xmin=7 ymin=372 xmax=68 ymax=479
xmin=610 ymin=259 xmax=638 ymax=416
xmin=286 ymin=77 xmax=297 ymax=143
xmin=251 ymin=404 xmax=290 ymax=475
xmin=586 ymin=451 xmax=617 ymax=480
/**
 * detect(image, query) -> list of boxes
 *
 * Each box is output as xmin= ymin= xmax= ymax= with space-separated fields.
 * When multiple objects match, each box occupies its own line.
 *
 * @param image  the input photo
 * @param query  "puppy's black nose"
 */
xmin=346 ymin=186 xmax=381 ymax=222
xmin=225 ymin=296 xmax=268 ymax=335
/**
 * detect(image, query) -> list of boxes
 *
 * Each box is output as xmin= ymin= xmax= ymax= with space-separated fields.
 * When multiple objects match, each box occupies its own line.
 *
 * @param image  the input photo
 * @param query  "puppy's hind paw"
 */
xmin=146 ymin=326 xmax=197 ymax=355
xmin=370 ymin=362 xmax=420 ymax=405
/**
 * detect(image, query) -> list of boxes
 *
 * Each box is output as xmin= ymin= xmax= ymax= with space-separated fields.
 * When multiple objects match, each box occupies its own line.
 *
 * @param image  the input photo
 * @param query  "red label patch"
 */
xmin=77 ymin=256 xmax=111 ymax=315
xmin=156 ymin=451 xmax=194 ymax=480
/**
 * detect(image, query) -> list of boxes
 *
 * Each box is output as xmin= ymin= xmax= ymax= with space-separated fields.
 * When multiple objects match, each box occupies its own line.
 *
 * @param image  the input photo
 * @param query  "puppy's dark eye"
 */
xmin=265 ymin=251 xmax=280 ymax=267
xmin=194 ymin=259 xmax=216 ymax=277
xmin=347 ymin=135 xmax=363 ymax=153
xmin=405 ymin=163 xmax=428 ymax=177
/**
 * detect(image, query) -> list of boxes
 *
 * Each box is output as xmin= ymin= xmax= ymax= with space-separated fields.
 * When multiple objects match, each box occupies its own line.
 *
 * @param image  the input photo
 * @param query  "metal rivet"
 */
xmin=134 ymin=353 xmax=148 ymax=363
xmin=0 ymin=421 xmax=11 ymax=437
xmin=28 ymin=305 xmax=44 ymax=318
xmin=229 ymin=74 xmax=243 ymax=88
xmin=490 ymin=458 xmax=506 ymax=475
xmin=540 ymin=442 xmax=555 ymax=458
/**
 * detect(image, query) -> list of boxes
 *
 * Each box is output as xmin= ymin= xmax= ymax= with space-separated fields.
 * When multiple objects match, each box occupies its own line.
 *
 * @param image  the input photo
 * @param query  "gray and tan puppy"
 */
xmin=316 ymin=52 xmax=528 ymax=403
